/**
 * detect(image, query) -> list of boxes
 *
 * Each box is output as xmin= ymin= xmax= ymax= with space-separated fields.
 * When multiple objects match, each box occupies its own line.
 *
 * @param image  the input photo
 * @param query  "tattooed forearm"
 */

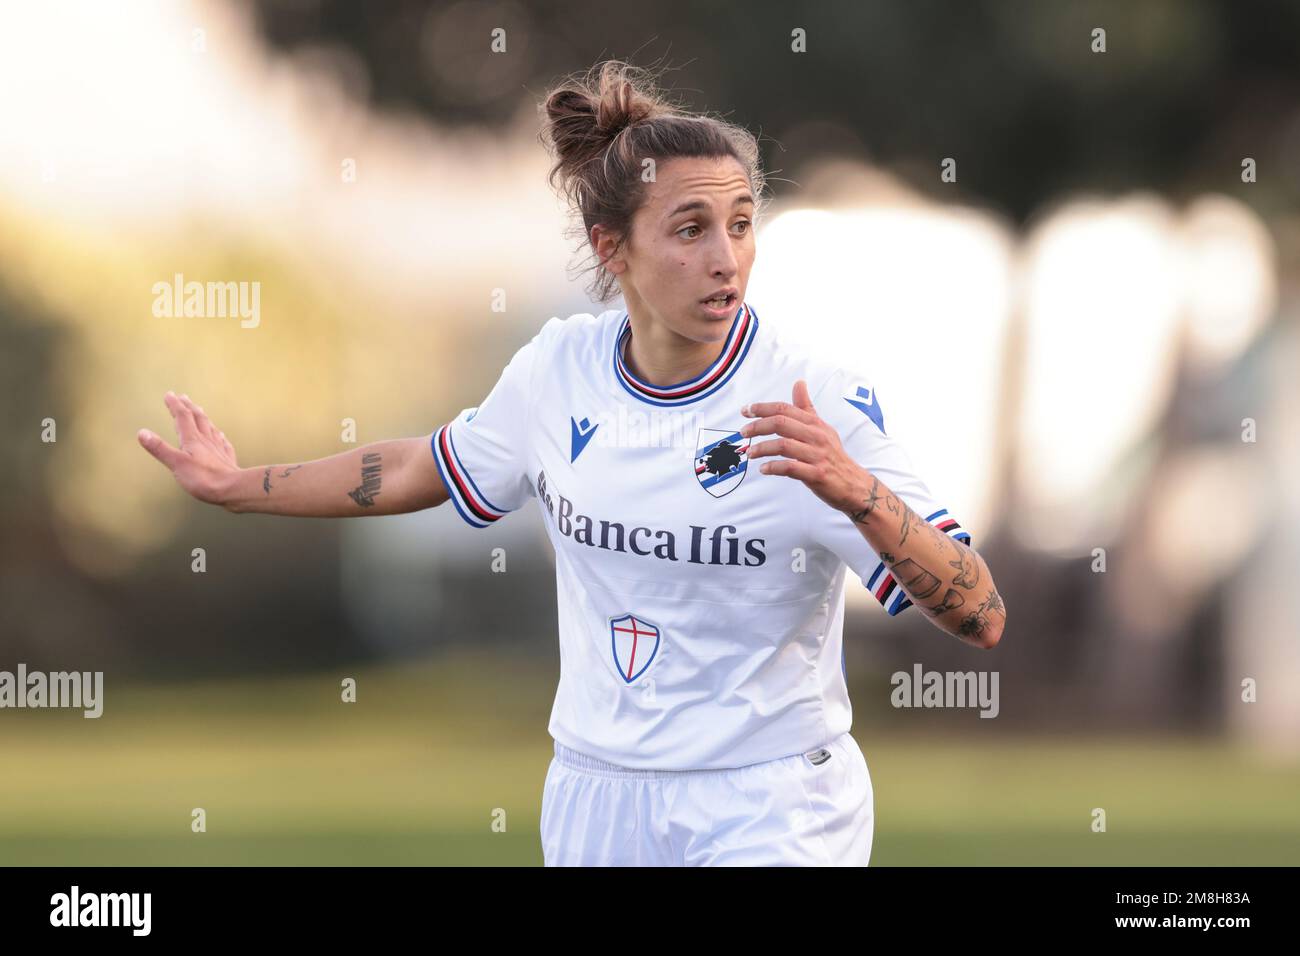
xmin=891 ymin=558 xmax=942 ymax=599
xmin=957 ymin=589 xmax=1005 ymax=643
xmin=882 ymin=544 xmax=971 ymax=612
xmin=923 ymin=589 xmax=965 ymax=615
xmin=346 ymin=453 xmax=383 ymax=508
xmin=843 ymin=471 xmax=1006 ymax=646
xmin=898 ymin=503 xmax=925 ymax=546
xmin=958 ymin=608 xmax=991 ymax=641
xmin=263 ymin=464 xmax=304 ymax=494
xmin=945 ymin=535 xmax=981 ymax=590
xmin=847 ymin=476 xmax=901 ymax=524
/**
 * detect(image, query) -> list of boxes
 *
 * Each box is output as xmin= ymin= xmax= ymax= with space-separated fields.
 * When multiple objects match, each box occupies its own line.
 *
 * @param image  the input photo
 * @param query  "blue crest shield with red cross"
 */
xmin=609 ymin=613 xmax=661 ymax=684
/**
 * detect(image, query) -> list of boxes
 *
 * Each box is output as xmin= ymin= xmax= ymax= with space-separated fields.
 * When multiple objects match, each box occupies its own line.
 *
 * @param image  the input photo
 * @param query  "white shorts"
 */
xmin=540 ymin=730 xmax=874 ymax=866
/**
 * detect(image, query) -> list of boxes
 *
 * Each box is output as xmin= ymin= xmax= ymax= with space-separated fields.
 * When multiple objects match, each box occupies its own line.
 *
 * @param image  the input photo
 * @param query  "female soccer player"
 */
xmin=137 ymin=60 xmax=1006 ymax=866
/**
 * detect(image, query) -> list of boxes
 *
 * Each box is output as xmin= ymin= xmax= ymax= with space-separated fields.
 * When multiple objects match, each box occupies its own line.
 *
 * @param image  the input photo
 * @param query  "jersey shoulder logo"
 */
xmin=844 ymin=384 xmax=886 ymax=435
xmin=570 ymin=415 xmax=598 ymax=463
xmin=609 ymin=612 xmax=661 ymax=684
xmin=694 ymin=427 xmax=748 ymax=497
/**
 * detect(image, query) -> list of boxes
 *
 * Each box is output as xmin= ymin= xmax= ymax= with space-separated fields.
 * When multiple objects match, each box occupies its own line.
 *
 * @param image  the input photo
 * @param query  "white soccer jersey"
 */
xmin=431 ymin=303 xmax=971 ymax=770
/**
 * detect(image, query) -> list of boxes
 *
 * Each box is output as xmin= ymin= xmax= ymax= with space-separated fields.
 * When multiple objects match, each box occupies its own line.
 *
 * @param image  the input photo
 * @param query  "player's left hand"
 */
xmin=740 ymin=379 xmax=868 ymax=516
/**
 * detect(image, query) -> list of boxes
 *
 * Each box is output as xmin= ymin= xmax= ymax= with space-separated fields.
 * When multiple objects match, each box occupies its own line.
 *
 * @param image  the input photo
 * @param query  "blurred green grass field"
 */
xmin=3 ymin=651 xmax=1298 ymax=866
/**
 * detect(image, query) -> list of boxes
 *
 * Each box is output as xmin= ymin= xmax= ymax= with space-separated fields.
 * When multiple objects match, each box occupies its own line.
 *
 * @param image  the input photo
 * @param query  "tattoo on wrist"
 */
xmin=848 ymin=476 xmax=901 ymax=524
xmin=847 ymin=476 xmax=881 ymax=523
xmin=346 ymin=453 xmax=383 ymax=508
xmin=262 ymin=464 xmax=303 ymax=495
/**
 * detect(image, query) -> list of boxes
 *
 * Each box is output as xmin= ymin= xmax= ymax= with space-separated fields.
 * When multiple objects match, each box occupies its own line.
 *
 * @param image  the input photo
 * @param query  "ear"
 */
xmin=591 ymin=224 xmax=627 ymax=275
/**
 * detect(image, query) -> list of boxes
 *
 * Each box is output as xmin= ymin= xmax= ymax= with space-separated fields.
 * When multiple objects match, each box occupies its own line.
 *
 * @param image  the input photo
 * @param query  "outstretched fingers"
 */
xmin=137 ymin=427 xmax=184 ymax=470
xmin=183 ymin=395 xmax=218 ymax=443
xmin=164 ymin=391 xmax=200 ymax=449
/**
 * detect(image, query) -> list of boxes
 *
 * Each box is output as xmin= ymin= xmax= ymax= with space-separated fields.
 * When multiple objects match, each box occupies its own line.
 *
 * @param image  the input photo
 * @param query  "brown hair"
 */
xmin=538 ymin=60 xmax=768 ymax=304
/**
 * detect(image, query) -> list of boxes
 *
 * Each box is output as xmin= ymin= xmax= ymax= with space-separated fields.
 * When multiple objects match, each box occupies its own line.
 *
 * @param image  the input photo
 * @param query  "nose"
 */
xmin=709 ymin=224 xmax=739 ymax=279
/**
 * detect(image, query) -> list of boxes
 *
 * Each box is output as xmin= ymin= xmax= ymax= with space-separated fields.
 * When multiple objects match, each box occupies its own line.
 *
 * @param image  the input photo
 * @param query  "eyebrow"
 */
xmin=665 ymin=194 xmax=755 ymax=221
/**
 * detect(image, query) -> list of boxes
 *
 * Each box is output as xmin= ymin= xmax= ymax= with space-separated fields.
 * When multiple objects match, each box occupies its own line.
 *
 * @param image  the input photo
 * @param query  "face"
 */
xmin=594 ymin=155 xmax=756 ymax=344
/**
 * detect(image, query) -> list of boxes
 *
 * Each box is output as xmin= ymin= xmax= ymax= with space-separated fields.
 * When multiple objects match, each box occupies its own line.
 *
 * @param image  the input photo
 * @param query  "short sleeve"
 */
xmin=809 ymin=370 xmax=971 ymax=616
xmin=431 ymin=328 xmax=543 ymax=529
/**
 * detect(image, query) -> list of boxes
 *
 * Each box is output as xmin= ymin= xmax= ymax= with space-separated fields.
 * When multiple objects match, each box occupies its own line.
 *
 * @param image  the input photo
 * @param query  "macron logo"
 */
xmin=570 ymin=415 xmax=598 ymax=463
xmin=844 ymin=385 xmax=886 ymax=435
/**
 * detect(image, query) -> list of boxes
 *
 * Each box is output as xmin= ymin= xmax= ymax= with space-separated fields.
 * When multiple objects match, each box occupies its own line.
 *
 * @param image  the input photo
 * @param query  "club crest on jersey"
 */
xmin=694 ymin=428 xmax=748 ymax=498
xmin=609 ymin=613 xmax=661 ymax=684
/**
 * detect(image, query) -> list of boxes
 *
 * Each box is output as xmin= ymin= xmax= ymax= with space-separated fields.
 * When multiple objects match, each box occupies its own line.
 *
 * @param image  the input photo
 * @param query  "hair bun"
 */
xmin=540 ymin=62 xmax=664 ymax=176
xmin=594 ymin=76 xmax=656 ymax=141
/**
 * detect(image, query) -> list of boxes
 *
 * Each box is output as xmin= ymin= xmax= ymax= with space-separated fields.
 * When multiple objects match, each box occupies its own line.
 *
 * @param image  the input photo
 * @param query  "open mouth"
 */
xmin=702 ymin=293 xmax=737 ymax=309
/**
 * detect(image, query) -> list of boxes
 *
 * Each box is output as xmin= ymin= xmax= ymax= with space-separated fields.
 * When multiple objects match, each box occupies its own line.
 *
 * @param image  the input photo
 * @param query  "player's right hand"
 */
xmin=137 ymin=391 xmax=241 ymax=506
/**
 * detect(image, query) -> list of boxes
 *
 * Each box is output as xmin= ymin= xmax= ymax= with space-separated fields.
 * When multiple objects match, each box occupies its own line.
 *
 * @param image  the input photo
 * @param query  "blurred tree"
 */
xmin=250 ymin=0 xmax=1300 ymax=221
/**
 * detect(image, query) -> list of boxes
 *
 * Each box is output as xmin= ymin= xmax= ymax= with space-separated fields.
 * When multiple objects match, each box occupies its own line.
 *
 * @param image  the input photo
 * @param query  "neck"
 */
xmin=622 ymin=307 xmax=737 ymax=387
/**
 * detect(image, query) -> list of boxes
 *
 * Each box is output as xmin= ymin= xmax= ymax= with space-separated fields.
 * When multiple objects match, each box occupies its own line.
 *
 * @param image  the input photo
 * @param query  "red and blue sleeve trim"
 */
xmin=430 ymin=420 xmax=513 ymax=529
xmin=864 ymin=509 xmax=972 ymax=616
